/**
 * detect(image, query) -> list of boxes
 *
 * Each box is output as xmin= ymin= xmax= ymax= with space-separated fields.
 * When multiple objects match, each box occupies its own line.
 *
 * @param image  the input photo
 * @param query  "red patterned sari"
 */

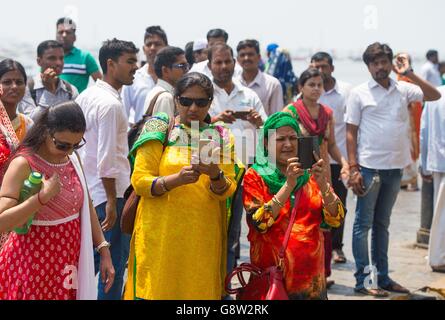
xmin=243 ymin=168 xmax=343 ymax=300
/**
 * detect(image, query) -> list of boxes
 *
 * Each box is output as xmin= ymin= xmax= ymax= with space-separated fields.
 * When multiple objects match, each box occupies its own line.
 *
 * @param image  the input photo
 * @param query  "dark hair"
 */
xmin=362 ymin=42 xmax=393 ymax=66
xmin=236 ymin=39 xmax=260 ymax=54
xmin=56 ymin=17 xmax=77 ymax=31
xmin=154 ymin=46 xmax=185 ymax=79
xmin=99 ymin=38 xmax=139 ymax=74
xmin=185 ymin=41 xmax=195 ymax=67
xmin=144 ymin=25 xmax=168 ymax=45
xmin=426 ymin=49 xmax=438 ymax=60
xmin=0 ymin=59 xmax=27 ymax=84
xmin=175 ymin=72 xmax=214 ymax=100
xmin=298 ymin=68 xmax=322 ymax=87
xmin=208 ymin=44 xmax=234 ymax=63
xmin=21 ymin=101 xmax=86 ymax=152
xmin=311 ymin=52 xmax=333 ymax=66
xmin=207 ymin=29 xmax=229 ymax=42
xmin=37 ymin=40 xmax=63 ymax=58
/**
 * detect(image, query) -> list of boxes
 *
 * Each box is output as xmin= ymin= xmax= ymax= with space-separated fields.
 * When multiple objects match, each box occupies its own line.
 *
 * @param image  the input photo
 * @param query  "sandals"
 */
xmin=380 ymin=281 xmax=410 ymax=294
xmin=354 ymin=287 xmax=390 ymax=298
xmin=332 ymin=249 xmax=347 ymax=264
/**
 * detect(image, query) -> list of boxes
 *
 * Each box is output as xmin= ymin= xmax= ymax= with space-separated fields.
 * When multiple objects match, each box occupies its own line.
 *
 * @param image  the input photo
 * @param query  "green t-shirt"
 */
xmin=60 ymin=47 xmax=100 ymax=93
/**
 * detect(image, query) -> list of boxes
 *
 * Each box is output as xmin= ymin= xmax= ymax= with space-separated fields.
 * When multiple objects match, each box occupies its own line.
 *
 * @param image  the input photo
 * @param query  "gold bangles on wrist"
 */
xmin=323 ymin=194 xmax=340 ymax=207
xmin=321 ymin=183 xmax=332 ymax=198
xmin=271 ymin=196 xmax=285 ymax=208
xmin=210 ymin=178 xmax=230 ymax=194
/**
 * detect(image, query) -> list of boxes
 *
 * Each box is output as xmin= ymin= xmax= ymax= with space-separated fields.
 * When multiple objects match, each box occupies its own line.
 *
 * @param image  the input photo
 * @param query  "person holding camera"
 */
xmin=346 ymin=43 xmax=441 ymax=297
xmin=283 ymin=68 xmax=349 ymax=288
xmin=243 ymin=112 xmax=345 ymax=300
xmin=123 ymin=72 xmax=238 ymax=300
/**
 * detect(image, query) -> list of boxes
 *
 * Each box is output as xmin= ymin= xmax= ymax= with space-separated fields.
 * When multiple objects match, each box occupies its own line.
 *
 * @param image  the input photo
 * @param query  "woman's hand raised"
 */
xmin=285 ymin=157 xmax=305 ymax=189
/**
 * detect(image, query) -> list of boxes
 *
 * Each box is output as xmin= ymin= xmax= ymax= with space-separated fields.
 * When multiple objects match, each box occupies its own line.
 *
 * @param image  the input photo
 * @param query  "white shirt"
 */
xmin=420 ymin=61 xmax=442 ymax=87
xmin=121 ymin=65 xmax=156 ymax=124
xmin=143 ymin=79 xmax=176 ymax=118
xmin=18 ymin=75 xmax=79 ymax=119
xmin=319 ymin=80 xmax=352 ymax=164
xmin=190 ymin=60 xmax=243 ymax=79
xmin=346 ymin=78 xmax=424 ymax=170
xmin=236 ymin=71 xmax=284 ymax=116
xmin=76 ymin=80 xmax=131 ymax=206
xmin=421 ymin=86 xmax=445 ymax=174
xmin=209 ymin=80 xmax=268 ymax=165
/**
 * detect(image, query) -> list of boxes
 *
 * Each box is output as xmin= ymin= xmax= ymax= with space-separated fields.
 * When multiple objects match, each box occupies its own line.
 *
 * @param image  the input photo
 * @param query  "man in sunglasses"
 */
xmin=143 ymin=46 xmax=189 ymax=119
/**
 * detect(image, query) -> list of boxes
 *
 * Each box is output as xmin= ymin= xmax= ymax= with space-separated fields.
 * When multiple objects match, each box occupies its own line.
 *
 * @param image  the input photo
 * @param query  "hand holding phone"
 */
xmin=297 ymin=136 xmax=320 ymax=169
xmin=231 ymin=110 xmax=251 ymax=120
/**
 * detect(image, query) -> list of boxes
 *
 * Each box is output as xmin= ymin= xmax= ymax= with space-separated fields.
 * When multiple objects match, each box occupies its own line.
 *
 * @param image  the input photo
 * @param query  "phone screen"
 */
xmin=232 ymin=111 xmax=250 ymax=120
xmin=297 ymin=136 xmax=320 ymax=169
xmin=199 ymin=139 xmax=213 ymax=162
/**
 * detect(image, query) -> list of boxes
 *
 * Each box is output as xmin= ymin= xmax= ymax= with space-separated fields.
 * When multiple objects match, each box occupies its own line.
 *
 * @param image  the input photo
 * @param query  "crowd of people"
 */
xmin=0 ymin=17 xmax=444 ymax=300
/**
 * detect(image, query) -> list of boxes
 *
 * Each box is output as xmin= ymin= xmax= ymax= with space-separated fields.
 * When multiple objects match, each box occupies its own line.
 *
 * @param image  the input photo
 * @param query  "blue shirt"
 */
xmin=421 ymin=86 xmax=445 ymax=174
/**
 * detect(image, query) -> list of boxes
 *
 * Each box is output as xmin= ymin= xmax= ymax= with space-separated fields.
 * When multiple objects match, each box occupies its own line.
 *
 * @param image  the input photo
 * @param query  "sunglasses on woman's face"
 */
xmin=178 ymin=96 xmax=213 ymax=108
xmin=52 ymin=136 xmax=86 ymax=151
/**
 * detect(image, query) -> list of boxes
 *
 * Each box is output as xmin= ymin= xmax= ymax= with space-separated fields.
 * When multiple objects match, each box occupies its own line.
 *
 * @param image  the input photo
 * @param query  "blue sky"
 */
xmin=0 ymin=0 xmax=442 ymax=58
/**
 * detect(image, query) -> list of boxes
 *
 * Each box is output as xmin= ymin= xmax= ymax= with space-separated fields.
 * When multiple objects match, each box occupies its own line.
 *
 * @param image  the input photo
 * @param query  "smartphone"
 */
xmin=297 ymin=136 xmax=320 ymax=169
xmin=199 ymin=139 xmax=213 ymax=162
xmin=232 ymin=111 xmax=251 ymax=120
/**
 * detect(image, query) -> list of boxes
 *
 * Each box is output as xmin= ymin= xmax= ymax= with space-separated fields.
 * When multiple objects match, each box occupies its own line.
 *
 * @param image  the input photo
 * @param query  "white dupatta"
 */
xmin=69 ymin=153 xmax=97 ymax=300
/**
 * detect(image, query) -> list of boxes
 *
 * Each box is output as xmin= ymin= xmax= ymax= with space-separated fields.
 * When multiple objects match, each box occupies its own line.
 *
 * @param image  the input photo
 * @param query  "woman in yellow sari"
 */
xmin=124 ymin=72 xmax=237 ymax=300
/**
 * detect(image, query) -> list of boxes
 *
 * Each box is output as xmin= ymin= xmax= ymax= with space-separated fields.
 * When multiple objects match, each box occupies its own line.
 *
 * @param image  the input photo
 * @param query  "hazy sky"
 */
xmin=0 ymin=0 xmax=442 ymax=57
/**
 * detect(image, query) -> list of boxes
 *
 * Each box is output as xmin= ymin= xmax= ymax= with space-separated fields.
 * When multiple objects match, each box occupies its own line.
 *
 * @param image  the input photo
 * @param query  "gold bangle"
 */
xmin=271 ymin=196 xmax=285 ymax=208
xmin=323 ymin=195 xmax=339 ymax=208
xmin=321 ymin=183 xmax=332 ymax=198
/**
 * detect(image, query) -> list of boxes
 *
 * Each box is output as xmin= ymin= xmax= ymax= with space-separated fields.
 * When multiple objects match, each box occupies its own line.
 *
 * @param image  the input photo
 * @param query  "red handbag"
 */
xmin=225 ymin=190 xmax=302 ymax=300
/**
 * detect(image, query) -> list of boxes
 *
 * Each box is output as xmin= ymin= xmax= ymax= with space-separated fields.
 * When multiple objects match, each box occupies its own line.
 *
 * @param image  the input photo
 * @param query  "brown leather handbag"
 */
xmin=121 ymin=91 xmax=173 ymax=235
xmin=225 ymin=190 xmax=302 ymax=300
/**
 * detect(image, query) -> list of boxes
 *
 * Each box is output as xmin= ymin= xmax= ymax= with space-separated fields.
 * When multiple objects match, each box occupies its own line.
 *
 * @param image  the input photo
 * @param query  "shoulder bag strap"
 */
xmin=278 ymin=189 xmax=303 ymax=263
xmin=145 ymin=90 xmax=168 ymax=117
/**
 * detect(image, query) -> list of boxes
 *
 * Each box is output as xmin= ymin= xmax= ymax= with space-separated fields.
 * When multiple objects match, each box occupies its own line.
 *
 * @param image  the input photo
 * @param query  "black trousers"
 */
xmin=330 ymin=164 xmax=348 ymax=250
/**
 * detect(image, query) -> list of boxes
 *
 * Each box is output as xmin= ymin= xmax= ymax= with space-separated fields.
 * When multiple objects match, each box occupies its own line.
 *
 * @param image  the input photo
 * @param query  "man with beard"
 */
xmin=236 ymin=39 xmax=283 ymax=116
xmin=208 ymin=43 xmax=267 ymax=279
xmin=56 ymin=17 xmax=102 ymax=93
xmin=19 ymin=40 xmax=79 ymax=119
xmin=76 ymin=39 xmax=139 ymax=300
xmin=121 ymin=26 xmax=168 ymax=125
xmin=346 ymin=42 xmax=441 ymax=297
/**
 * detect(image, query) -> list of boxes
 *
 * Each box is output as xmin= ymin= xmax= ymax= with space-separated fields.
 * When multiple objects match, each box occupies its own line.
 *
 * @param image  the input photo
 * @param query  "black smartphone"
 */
xmin=232 ymin=111 xmax=250 ymax=120
xmin=297 ymin=136 xmax=320 ymax=169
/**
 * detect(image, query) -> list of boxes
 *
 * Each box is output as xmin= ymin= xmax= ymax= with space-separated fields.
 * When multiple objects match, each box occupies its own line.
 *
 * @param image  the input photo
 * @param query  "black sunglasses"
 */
xmin=171 ymin=63 xmax=190 ymax=72
xmin=178 ymin=96 xmax=213 ymax=108
xmin=52 ymin=136 xmax=86 ymax=151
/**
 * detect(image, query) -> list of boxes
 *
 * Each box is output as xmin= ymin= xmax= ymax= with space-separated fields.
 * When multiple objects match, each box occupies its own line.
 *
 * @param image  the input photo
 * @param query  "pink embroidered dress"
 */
xmin=0 ymin=153 xmax=84 ymax=300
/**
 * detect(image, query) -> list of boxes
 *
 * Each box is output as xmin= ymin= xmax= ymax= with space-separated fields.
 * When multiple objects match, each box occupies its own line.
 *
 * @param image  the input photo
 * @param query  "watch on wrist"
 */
xmin=210 ymin=170 xmax=224 ymax=181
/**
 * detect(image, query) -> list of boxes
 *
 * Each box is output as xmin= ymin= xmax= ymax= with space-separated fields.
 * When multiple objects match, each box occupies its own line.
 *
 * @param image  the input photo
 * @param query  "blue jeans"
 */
xmin=94 ymin=198 xmax=131 ymax=300
xmin=352 ymin=167 xmax=403 ymax=289
xmin=227 ymin=185 xmax=244 ymax=275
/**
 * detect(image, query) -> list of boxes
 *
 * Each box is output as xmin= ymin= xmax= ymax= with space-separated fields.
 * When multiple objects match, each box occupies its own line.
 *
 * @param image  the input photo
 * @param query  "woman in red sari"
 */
xmin=243 ymin=112 xmax=345 ymax=300
xmin=283 ymin=68 xmax=349 ymax=287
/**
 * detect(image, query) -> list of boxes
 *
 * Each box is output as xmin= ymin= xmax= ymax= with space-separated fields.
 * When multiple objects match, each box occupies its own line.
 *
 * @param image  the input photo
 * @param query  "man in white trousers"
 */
xmin=420 ymin=85 xmax=445 ymax=273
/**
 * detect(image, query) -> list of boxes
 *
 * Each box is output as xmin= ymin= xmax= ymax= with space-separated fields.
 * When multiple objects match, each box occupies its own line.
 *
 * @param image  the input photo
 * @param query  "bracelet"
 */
xmin=95 ymin=241 xmax=111 ymax=253
xmin=321 ymin=183 xmax=332 ymax=198
xmin=323 ymin=194 xmax=340 ymax=208
xmin=37 ymin=191 xmax=47 ymax=206
xmin=271 ymin=196 xmax=285 ymax=208
xmin=210 ymin=178 xmax=230 ymax=194
xmin=159 ymin=177 xmax=170 ymax=193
